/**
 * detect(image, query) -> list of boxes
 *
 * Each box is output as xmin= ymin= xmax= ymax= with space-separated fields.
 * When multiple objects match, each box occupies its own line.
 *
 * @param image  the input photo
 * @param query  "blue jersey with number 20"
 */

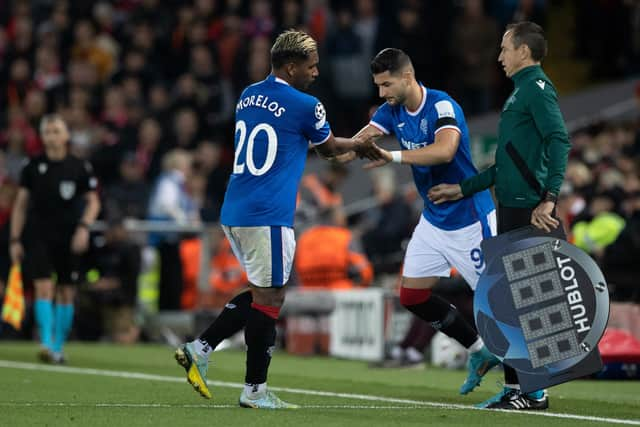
xmin=221 ymin=75 xmax=331 ymax=227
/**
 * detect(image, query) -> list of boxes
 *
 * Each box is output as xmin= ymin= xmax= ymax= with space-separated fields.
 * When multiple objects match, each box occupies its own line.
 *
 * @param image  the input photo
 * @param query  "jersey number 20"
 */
xmin=233 ymin=120 xmax=277 ymax=176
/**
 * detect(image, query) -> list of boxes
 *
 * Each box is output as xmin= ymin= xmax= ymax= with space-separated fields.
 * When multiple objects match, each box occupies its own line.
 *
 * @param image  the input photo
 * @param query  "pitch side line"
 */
xmin=0 ymin=360 xmax=638 ymax=426
xmin=0 ymin=402 xmax=438 ymax=410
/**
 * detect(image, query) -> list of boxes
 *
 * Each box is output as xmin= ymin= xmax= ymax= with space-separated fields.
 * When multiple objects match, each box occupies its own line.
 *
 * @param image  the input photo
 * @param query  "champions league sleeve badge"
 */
xmin=474 ymin=225 xmax=610 ymax=393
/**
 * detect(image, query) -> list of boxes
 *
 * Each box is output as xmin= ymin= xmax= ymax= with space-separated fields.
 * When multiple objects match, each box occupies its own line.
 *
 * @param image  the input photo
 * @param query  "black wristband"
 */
xmin=10 ymin=237 xmax=20 ymax=244
xmin=543 ymin=191 xmax=558 ymax=204
xmin=77 ymin=221 xmax=90 ymax=230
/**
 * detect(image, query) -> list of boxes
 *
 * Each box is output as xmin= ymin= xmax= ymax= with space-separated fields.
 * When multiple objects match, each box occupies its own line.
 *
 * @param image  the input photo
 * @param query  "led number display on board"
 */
xmin=502 ymin=242 xmax=594 ymax=367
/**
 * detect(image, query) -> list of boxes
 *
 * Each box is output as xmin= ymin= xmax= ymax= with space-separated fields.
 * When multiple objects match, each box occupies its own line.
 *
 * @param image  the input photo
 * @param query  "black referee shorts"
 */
xmin=23 ymin=237 xmax=83 ymax=285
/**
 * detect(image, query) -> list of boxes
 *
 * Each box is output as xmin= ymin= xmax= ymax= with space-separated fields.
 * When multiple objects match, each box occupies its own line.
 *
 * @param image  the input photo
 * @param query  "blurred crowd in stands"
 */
xmin=0 ymin=0 xmax=639 ymax=345
xmin=558 ymin=121 xmax=640 ymax=302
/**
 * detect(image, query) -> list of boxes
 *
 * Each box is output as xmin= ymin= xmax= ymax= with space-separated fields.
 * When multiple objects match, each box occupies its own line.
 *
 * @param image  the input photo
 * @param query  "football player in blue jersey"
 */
xmin=174 ymin=29 xmax=379 ymax=409
xmin=341 ymin=48 xmax=501 ymax=396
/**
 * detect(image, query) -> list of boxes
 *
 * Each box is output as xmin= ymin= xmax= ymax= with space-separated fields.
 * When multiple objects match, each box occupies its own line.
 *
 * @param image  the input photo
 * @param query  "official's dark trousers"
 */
xmin=497 ymin=204 xmax=566 ymax=386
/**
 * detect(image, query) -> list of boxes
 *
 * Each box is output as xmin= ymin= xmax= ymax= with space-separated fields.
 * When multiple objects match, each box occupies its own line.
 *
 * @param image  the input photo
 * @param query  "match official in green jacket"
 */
xmin=429 ymin=21 xmax=570 ymax=410
xmin=429 ymin=21 xmax=570 ymax=232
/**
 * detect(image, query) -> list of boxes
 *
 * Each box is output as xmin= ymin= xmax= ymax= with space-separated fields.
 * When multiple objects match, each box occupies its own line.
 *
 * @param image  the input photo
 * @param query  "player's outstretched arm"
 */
xmin=362 ymin=143 xmax=392 ymax=169
xmin=363 ymin=127 xmax=461 ymax=170
xmin=315 ymin=127 xmax=382 ymax=161
xmin=397 ymin=128 xmax=460 ymax=166
xmin=312 ymin=146 xmax=357 ymax=163
xmin=353 ymin=124 xmax=384 ymax=142
xmin=321 ymin=124 xmax=385 ymax=165
xmin=350 ymin=124 xmax=385 ymax=161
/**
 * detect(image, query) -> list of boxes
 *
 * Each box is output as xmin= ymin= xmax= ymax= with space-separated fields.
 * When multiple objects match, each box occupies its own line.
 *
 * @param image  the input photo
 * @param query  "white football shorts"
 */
xmin=222 ymin=225 xmax=296 ymax=288
xmin=403 ymin=210 xmax=497 ymax=290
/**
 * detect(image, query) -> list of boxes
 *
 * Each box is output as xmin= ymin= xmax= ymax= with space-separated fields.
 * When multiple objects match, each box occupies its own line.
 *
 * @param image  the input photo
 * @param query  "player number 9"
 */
xmin=470 ymin=248 xmax=484 ymax=270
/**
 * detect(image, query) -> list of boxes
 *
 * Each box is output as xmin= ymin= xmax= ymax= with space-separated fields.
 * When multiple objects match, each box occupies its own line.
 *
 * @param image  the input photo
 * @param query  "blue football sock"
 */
xmin=34 ymin=299 xmax=54 ymax=349
xmin=527 ymin=389 xmax=545 ymax=399
xmin=52 ymin=304 xmax=74 ymax=353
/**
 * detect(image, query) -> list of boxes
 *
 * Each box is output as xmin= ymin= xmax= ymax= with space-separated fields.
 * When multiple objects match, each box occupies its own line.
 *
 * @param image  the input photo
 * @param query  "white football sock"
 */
xmin=192 ymin=338 xmax=212 ymax=358
xmin=244 ymin=382 xmax=267 ymax=398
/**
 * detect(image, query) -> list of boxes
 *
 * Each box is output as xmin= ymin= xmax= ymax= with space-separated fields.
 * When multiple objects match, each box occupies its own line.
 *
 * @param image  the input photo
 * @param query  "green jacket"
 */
xmin=460 ymin=65 xmax=570 ymax=208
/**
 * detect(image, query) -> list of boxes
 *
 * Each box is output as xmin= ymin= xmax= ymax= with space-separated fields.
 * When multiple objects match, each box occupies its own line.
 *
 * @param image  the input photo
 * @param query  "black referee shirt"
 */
xmin=19 ymin=154 xmax=98 ymax=236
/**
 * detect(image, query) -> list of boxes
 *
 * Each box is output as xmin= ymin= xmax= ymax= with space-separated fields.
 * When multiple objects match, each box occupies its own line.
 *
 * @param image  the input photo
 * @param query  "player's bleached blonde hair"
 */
xmin=39 ymin=113 xmax=68 ymax=134
xmin=270 ymin=29 xmax=317 ymax=69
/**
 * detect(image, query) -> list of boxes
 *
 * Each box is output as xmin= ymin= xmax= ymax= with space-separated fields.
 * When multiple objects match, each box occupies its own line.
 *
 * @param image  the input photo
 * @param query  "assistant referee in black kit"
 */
xmin=10 ymin=114 xmax=100 ymax=363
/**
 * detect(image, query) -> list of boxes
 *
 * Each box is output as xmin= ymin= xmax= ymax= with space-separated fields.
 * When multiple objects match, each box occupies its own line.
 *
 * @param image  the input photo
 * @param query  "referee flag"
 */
xmin=2 ymin=264 xmax=25 ymax=330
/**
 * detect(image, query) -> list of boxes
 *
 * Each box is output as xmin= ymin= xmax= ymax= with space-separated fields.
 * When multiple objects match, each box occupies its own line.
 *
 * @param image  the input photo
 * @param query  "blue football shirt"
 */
xmin=370 ymin=85 xmax=495 ymax=230
xmin=221 ymin=75 xmax=331 ymax=227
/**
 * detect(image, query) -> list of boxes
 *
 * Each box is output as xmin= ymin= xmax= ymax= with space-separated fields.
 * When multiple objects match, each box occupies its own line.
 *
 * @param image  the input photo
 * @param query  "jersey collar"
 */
xmin=511 ymin=64 xmax=543 ymax=84
xmin=404 ymin=85 xmax=427 ymax=117
xmin=268 ymin=74 xmax=290 ymax=86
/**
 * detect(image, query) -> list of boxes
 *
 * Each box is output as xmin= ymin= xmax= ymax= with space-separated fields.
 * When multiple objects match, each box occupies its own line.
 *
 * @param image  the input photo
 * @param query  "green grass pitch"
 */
xmin=0 ymin=342 xmax=638 ymax=426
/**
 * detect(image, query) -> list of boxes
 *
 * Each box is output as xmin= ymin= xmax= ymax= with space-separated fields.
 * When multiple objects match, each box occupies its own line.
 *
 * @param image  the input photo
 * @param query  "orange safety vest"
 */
xmin=180 ymin=237 xmax=248 ymax=309
xmin=295 ymin=226 xmax=373 ymax=290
